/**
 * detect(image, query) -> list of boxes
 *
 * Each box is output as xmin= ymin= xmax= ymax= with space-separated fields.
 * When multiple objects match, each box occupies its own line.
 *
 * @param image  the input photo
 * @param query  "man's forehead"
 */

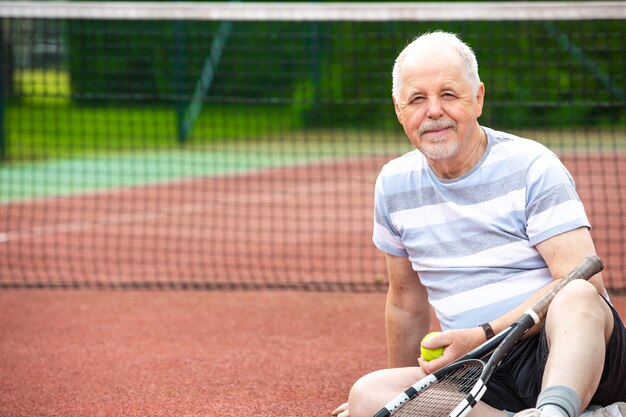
xmin=401 ymin=46 xmax=464 ymax=84
xmin=396 ymin=50 xmax=471 ymax=100
xmin=404 ymin=41 xmax=461 ymax=67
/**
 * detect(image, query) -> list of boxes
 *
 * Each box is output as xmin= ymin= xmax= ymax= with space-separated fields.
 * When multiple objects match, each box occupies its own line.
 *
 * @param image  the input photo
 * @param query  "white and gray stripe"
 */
xmin=373 ymin=127 xmax=590 ymax=330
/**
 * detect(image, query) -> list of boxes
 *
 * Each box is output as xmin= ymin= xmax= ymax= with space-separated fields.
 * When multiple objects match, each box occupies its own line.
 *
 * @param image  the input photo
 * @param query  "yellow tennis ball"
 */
xmin=420 ymin=332 xmax=445 ymax=361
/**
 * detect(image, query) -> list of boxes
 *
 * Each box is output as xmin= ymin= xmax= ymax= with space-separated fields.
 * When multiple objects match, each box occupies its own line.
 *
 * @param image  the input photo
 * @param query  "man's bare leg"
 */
xmin=347 ymin=366 xmax=505 ymax=417
xmin=541 ymin=281 xmax=614 ymax=410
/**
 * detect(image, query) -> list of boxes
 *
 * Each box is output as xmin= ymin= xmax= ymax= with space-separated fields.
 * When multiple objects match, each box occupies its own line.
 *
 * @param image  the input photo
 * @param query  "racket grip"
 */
xmin=555 ymin=254 xmax=604 ymax=288
xmin=531 ymin=254 xmax=604 ymax=322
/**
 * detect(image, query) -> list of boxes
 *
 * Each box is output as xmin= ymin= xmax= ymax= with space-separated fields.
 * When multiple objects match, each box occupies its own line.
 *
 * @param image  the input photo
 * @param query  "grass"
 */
xmin=13 ymin=68 xmax=71 ymax=106
xmin=6 ymin=98 xmax=625 ymax=164
xmin=6 ymin=69 xmax=306 ymax=161
xmin=5 ymin=102 xmax=413 ymax=161
xmin=3 ymin=68 xmax=625 ymax=165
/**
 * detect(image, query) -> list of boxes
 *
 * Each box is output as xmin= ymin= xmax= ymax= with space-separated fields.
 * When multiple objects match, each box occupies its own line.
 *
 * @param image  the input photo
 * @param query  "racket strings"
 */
xmin=393 ymin=362 xmax=484 ymax=417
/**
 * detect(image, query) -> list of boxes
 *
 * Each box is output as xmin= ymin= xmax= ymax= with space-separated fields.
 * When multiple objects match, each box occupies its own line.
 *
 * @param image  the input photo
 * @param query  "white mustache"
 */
xmin=417 ymin=120 xmax=456 ymax=136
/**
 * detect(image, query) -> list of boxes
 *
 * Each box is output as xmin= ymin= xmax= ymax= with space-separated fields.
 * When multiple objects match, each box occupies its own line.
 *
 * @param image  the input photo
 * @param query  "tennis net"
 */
xmin=1 ymin=2 xmax=625 ymax=292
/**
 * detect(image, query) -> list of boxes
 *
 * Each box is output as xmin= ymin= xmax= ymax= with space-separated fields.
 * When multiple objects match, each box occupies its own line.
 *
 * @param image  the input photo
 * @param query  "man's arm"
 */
xmin=419 ymin=226 xmax=606 ymax=374
xmin=483 ymin=226 xmax=606 ymax=339
xmin=536 ymin=226 xmax=607 ymax=297
xmin=384 ymin=253 xmax=432 ymax=368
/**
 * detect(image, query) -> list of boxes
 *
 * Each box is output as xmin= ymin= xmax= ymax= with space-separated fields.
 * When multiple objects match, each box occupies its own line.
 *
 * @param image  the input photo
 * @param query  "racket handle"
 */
xmin=530 ymin=254 xmax=604 ymax=323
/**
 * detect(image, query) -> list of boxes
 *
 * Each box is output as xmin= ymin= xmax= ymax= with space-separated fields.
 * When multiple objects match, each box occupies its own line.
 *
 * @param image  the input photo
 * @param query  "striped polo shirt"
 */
xmin=373 ymin=127 xmax=590 ymax=331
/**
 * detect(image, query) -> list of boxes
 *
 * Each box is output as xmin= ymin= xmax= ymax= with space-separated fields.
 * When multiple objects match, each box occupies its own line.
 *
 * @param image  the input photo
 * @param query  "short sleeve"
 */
xmin=525 ymin=153 xmax=590 ymax=246
xmin=372 ymin=170 xmax=409 ymax=257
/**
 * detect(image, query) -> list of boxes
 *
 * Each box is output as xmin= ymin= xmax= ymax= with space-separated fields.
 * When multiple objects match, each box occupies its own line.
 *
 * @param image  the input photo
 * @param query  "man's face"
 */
xmin=393 ymin=45 xmax=484 ymax=162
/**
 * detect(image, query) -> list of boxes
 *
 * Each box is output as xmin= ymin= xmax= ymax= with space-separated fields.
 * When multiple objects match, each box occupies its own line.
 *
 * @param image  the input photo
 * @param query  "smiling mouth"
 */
xmin=420 ymin=127 xmax=452 ymax=140
xmin=424 ymin=127 xmax=448 ymax=134
xmin=417 ymin=121 xmax=456 ymax=136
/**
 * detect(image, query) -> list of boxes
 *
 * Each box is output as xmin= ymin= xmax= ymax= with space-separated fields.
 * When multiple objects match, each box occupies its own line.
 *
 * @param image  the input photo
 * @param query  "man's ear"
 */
xmin=475 ymin=82 xmax=485 ymax=118
xmin=392 ymin=95 xmax=404 ymax=125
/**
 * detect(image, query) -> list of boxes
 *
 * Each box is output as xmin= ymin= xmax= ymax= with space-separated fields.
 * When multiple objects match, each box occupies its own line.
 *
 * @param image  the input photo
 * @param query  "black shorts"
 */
xmin=481 ymin=299 xmax=626 ymax=412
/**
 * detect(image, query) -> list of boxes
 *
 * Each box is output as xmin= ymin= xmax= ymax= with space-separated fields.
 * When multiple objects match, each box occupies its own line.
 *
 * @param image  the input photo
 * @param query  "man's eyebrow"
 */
xmin=406 ymin=87 xmax=425 ymax=97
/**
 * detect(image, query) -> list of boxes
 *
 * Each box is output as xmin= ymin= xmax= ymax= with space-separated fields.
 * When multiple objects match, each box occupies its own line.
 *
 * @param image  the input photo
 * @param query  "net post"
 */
xmin=177 ymin=20 xmax=233 ymax=144
xmin=173 ymin=19 xmax=189 ymax=145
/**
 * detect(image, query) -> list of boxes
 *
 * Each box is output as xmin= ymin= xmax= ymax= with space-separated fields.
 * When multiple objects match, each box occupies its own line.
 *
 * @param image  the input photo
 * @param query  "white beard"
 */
xmin=416 ymin=119 xmax=459 ymax=160
xmin=418 ymin=137 xmax=460 ymax=160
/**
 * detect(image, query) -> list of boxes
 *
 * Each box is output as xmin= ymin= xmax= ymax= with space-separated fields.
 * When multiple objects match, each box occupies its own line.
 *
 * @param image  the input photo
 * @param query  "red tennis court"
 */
xmin=1 ymin=291 xmax=624 ymax=416
xmin=0 ymin=290 xmax=388 ymax=417
xmin=2 ymin=153 xmax=626 ymax=291
xmin=2 ymin=152 xmax=626 ymax=416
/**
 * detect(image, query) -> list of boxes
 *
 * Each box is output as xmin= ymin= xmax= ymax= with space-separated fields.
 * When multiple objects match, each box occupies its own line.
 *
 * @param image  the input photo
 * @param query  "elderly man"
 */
xmin=333 ymin=31 xmax=625 ymax=417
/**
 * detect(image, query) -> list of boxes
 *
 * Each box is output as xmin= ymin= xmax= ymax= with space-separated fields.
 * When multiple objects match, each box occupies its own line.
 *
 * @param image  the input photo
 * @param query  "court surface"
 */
xmin=1 ymin=290 xmax=624 ymax=417
xmin=2 ymin=144 xmax=626 ymax=417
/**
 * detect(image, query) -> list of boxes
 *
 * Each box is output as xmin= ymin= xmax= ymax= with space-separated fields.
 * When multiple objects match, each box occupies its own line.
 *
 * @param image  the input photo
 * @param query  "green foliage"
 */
xmin=57 ymin=18 xmax=625 ymax=131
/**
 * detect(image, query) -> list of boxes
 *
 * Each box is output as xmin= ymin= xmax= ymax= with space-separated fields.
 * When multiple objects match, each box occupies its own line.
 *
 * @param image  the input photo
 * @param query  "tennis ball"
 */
xmin=420 ymin=332 xmax=445 ymax=361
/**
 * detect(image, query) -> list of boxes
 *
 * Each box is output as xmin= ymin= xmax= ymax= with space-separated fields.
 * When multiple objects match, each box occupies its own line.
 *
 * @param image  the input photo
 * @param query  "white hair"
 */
xmin=391 ymin=31 xmax=481 ymax=98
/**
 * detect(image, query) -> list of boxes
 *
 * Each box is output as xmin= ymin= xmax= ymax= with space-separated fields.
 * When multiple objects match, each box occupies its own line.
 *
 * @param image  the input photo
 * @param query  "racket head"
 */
xmin=390 ymin=359 xmax=485 ymax=417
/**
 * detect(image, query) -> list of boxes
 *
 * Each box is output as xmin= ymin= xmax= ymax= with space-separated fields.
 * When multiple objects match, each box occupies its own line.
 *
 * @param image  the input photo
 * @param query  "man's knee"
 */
xmin=550 ymin=279 xmax=601 ymax=312
xmin=348 ymin=370 xmax=388 ymax=417
xmin=348 ymin=367 xmax=424 ymax=417
xmin=547 ymin=279 xmax=613 ymax=336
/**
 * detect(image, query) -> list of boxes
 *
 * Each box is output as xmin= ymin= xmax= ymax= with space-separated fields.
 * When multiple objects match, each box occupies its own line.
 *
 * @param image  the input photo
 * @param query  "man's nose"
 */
xmin=425 ymin=97 xmax=443 ymax=119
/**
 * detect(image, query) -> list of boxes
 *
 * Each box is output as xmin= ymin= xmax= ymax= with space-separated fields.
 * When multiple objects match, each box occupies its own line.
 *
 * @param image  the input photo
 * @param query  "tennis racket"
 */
xmin=373 ymin=254 xmax=604 ymax=417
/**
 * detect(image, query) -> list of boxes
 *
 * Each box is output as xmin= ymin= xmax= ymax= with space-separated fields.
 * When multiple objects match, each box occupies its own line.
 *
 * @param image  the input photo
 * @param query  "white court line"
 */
xmin=0 ymin=175 xmax=364 ymax=243
xmin=0 ymin=201 xmax=209 ymax=243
